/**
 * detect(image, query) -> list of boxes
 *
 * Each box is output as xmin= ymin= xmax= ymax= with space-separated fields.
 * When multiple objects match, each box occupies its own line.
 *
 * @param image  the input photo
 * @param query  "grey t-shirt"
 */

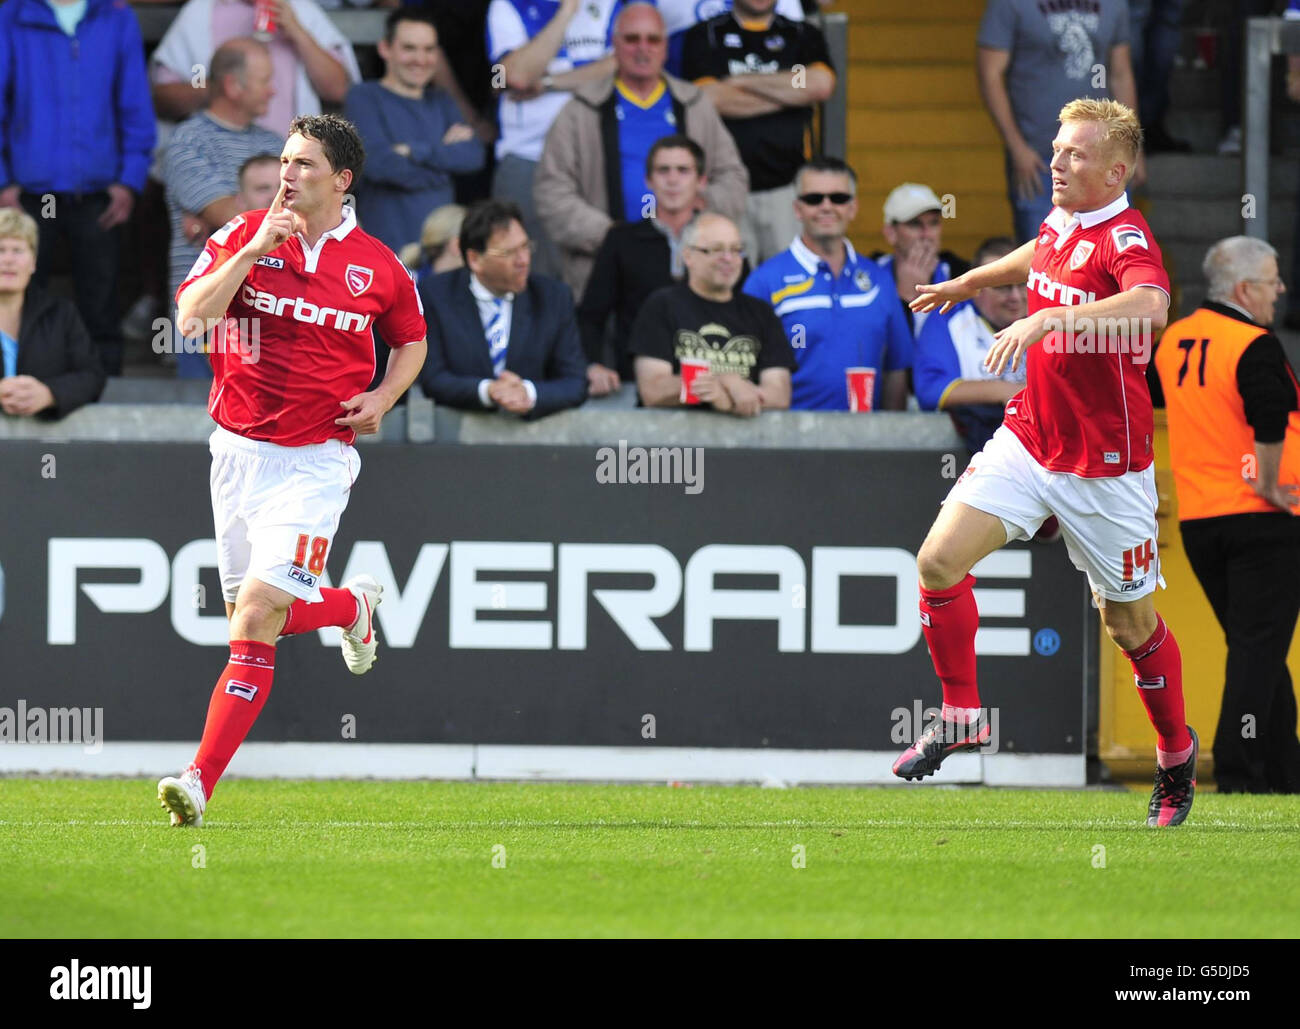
xmin=978 ymin=0 xmax=1130 ymax=158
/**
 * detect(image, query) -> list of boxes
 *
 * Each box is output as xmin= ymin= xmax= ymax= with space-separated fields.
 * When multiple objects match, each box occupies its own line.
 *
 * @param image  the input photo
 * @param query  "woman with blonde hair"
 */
xmin=0 ymin=208 xmax=105 ymax=418
xmin=399 ymin=203 xmax=466 ymax=285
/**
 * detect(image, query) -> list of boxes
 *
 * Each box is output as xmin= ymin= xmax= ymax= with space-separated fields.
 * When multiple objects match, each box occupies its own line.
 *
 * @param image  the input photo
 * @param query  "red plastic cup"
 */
xmin=846 ymin=367 xmax=876 ymax=412
xmin=680 ymin=358 xmax=710 ymax=405
xmin=1195 ymin=27 xmax=1216 ymax=70
xmin=254 ymin=0 xmax=278 ymax=39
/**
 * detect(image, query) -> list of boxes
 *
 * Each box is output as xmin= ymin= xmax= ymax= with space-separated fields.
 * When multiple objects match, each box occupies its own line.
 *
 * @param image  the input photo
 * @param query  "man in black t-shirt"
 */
xmin=682 ymin=0 xmax=835 ymax=265
xmin=630 ymin=212 xmax=794 ymax=416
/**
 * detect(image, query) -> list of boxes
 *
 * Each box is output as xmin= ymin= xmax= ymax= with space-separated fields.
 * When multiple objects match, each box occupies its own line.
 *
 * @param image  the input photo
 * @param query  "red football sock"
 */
xmin=279 ymin=588 xmax=359 ymax=637
xmin=191 ymin=640 xmax=276 ymax=796
xmin=920 ymin=573 xmax=981 ymax=710
xmin=1125 ymin=614 xmax=1191 ymax=757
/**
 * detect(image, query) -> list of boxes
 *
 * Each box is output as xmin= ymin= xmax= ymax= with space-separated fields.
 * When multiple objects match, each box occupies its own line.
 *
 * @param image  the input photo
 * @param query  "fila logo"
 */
xmin=1103 ymin=450 xmax=1121 ymax=464
xmin=225 ymin=680 xmax=260 ymax=701
xmin=1069 ymin=241 xmax=1094 ymax=270
xmin=255 ymin=256 xmax=284 ymax=269
xmin=240 ymin=284 xmax=372 ymax=332
xmin=1026 ymin=269 xmax=1097 ymax=306
xmin=1136 ymin=675 xmax=1166 ymax=690
xmin=345 ymin=264 xmax=374 ymax=297
xmin=288 ymin=566 xmax=317 ymax=588
xmin=1112 ymin=225 xmax=1149 ymax=252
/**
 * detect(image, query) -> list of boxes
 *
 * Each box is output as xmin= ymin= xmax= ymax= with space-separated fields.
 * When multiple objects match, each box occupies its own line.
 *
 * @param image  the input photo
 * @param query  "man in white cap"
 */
xmin=874 ymin=182 xmax=969 ymax=338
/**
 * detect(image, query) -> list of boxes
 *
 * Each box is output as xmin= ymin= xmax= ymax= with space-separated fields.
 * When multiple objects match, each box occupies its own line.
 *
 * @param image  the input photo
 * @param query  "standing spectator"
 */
xmin=578 ymin=135 xmax=712 ymax=395
xmin=1129 ymin=0 xmax=1189 ymax=152
xmin=0 ymin=209 xmax=106 ymax=419
xmin=874 ymin=183 xmax=971 ymax=338
xmin=535 ymin=3 xmax=749 ymax=300
xmin=162 ymin=38 xmax=284 ymax=378
xmin=151 ymin=0 xmax=362 ymax=138
xmin=1154 ymin=236 xmax=1300 ymax=795
xmin=631 ymin=212 xmax=793 ymax=415
xmin=743 ymin=158 xmax=911 ymax=412
xmin=659 ymin=0 xmax=806 ymax=77
xmin=682 ymin=0 xmax=835 ymax=264
xmin=345 ymin=10 xmax=485 ymax=254
xmin=913 ymin=236 xmax=1027 ymax=452
xmin=487 ymin=0 xmax=621 ymax=278
xmin=977 ymin=0 xmax=1141 ymax=242
xmin=0 ymin=0 xmax=156 ymax=377
xmin=418 ymin=199 xmax=588 ymax=418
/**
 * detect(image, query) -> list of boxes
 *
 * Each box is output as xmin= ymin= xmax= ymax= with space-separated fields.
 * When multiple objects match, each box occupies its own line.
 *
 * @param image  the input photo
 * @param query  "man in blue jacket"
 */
xmin=0 ymin=0 xmax=156 ymax=376
xmin=418 ymin=198 xmax=588 ymax=418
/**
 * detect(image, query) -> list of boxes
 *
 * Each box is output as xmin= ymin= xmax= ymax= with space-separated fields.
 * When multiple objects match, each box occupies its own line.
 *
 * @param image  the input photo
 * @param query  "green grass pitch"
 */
xmin=1 ymin=779 xmax=1297 ymax=938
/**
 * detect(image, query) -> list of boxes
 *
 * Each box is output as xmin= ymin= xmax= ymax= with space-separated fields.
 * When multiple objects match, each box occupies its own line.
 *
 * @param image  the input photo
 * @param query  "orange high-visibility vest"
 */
xmin=1156 ymin=306 xmax=1300 ymax=521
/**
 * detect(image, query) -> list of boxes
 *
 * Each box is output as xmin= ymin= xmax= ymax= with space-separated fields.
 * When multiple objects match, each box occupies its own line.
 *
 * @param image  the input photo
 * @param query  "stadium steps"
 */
xmin=840 ymin=0 xmax=1009 ymax=262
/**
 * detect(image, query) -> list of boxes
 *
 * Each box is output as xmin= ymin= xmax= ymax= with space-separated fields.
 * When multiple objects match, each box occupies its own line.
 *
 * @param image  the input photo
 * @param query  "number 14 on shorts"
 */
xmin=1122 ymin=538 xmax=1155 ymax=583
xmin=294 ymin=534 xmax=329 ymax=576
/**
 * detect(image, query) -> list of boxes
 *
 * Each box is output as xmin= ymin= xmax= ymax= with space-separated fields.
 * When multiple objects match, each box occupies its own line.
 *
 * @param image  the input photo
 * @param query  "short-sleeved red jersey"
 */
xmin=177 ymin=206 xmax=426 ymax=447
xmin=1002 ymin=194 xmax=1170 ymax=477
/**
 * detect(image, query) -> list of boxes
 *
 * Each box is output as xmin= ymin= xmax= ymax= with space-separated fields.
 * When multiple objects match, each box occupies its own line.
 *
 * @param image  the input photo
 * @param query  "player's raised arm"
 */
xmin=176 ymin=183 xmax=302 ymax=335
xmin=911 ymin=239 xmax=1036 ymax=314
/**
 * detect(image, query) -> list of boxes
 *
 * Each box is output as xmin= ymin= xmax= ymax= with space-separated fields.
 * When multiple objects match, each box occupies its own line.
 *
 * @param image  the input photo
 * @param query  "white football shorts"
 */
xmin=209 ymin=426 xmax=359 ymax=603
xmin=945 ymin=424 xmax=1165 ymax=602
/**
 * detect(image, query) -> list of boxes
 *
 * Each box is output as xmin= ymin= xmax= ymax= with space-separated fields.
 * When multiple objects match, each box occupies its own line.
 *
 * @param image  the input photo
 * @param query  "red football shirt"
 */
xmin=1002 ymin=195 xmax=1170 ymax=477
xmin=177 ymin=206 xmax=426 ymax=447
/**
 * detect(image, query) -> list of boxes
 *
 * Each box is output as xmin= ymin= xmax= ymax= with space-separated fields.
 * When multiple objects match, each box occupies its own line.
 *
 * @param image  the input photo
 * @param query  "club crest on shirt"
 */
xmin=854 ymin=269 xmax=872 ymax=291
xmin=1069 ymin=241 xmax=1094 ymax=270
xmin=724 ymin=32 xmax=742 ymax=47
xmin=1111 ymin=225 xmax=1148 ymax=252
xmin=345 ymin=264 xmax=374 ymax=297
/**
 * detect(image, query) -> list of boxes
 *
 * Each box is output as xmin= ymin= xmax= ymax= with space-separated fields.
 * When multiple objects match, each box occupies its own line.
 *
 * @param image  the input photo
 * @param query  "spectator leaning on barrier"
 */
xmin=977 ymin=0 xmax=1141 ymax=244
xmin=0 ymin=209 xmax=106 ymax=419
xmin=913 ymin=235 xmax=1026 ymax=453
xmin=534 ymin=2 xmax=750 ymax=302
xmin=418 ymin=199 xmax=588 ymax=418
xmin=151 ymin=0 xmax=362 ymax=138
xmin=344 ymin=9 xmax=485 ymax=254
xmin=873 ymin=183 xmax=970 ymax=339
xmin=631 ymin=212 xmax=793 ymax=416
xmin=1153 ymin=236 xmax=1300 ymax=795
xmin=578 ymin=135 xmax=720 ymax=397
xmin=681 ymin=0 xmax=835 ymax=265
xmin=743 ymin=157 xmax=910 ymax=412
xmin=659 ymin=0 xmax=806 ymax=78
xmin=0 ymin=0 xmax=156 ymax=378
xmin=486 ymin=0 xmax=621 ymax=280
xmin=162 ymin=38 xmax=284 ymax=379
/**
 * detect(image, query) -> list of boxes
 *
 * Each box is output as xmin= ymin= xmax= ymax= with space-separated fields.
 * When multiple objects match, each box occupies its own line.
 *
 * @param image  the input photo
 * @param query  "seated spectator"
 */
xmin=487 ymin=0 xmax=621 ymax=279
xmin=0 ymin=0 xmax=155 ymax=377
xmin=0 ymin=210 xmax=106 ymax=419
xmin=873 ymin=183 xmax=970 ymax=338
xmin=162 ymin=38 xmax=284 ymax=378
xmin=418 ymin=199 xmax=588 ymax=418
xmin=578 ymin=135 xmax=715 ymax=397
xmin=399 ymin=204 xmax=467 ymax=285
xmin=913 ymin=236 xmax=1028 ymax=454
xmin=660 ymin=0 xmax=806 ymax=77
xmin=534 ymin=2 xmax=749 ymax=301
xmin=631 ymin=213 xmax=792 ymax=416
xmin=344 ymin=9 xmax=485 ymax=254
xmin=151 ymin=0 xmax=362 ymax=138
xmin=683 ymin=0 xmax=835 ymax=265
xmin=744 ymin=158 xmax=911 ymax=411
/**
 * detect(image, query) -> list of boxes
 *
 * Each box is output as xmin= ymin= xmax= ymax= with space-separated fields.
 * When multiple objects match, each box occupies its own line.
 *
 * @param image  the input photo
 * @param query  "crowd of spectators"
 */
xmin=0 ymin=0 xmax=1286 ymax=432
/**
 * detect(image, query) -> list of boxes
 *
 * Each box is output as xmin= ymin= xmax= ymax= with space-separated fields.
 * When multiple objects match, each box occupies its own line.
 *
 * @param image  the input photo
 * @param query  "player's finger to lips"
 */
xmin=271 ymin=181 xmax=288 ymax=213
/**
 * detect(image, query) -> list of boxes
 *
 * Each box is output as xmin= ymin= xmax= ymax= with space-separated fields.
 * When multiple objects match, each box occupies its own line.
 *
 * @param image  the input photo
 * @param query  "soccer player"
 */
xmin=156 ymin=115 xmax=428 ymax=827
xmin=898 ymin=98 xmax=1198 ymax=827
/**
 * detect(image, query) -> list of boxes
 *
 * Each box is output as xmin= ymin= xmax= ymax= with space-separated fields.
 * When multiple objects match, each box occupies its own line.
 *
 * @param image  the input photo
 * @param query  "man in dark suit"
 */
xmin=418 ymin=198 xmax=588 ymax=416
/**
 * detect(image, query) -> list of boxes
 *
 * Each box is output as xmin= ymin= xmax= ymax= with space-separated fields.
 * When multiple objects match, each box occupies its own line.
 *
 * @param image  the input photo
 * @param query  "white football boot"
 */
xmin=158 ymin=766 xmax=206 ymax=827
xmin=340 ymin=574 xmax=384 ymax=674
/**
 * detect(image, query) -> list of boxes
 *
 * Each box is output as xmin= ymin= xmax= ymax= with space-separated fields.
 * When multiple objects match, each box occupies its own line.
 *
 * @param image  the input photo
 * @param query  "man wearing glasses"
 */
xmin=631 ymin=212 xmax=793 ymax=415
xmin=742 ymin=158 xmax=911 ymax=412
xmin=1153 ymin=236 xmax=1300 ymax=795
xmin=418 ymin=199 xmax=588 ymax=417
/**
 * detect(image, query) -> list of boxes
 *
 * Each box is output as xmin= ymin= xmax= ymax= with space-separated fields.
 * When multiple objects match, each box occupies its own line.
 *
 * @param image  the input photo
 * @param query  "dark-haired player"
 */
xmin=898 ymin=98 xmax=1198 ymax=827
xmin=157 ymin=114 xmax=427 ymax=826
